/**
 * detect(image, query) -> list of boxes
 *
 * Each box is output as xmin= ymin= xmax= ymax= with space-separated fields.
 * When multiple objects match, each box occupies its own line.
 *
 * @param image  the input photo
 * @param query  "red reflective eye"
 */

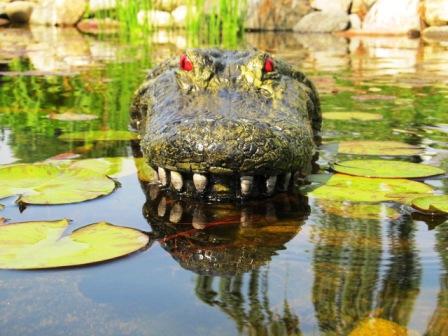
xmin=264 ymin=57 xmax=274 ymax=73
xmin=180 ymin=54 xmax=193 ymax=71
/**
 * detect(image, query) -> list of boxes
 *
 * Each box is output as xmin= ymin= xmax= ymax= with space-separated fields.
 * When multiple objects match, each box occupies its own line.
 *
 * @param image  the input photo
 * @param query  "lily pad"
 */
xmin=318 ymin=200 xmax=400 ymax=220
xmin=59 ymin=130 xmax=138 ymax=141
xmin=0 ymin=219 xmax=149 ymax=269
xmin=349 ymin=318 xmax=408 ymax=336
xmin=338 ymin=141 xmax=423 ymax=156
xmin=48 ymin=112 xmax=98 ymax=121
xmin=308 ymin=174 xmax=433 ymax=203
xmin=0 ymin=163 xmax=117 ymax=205
xmin=333 ymin=160 xmax=445 ymax=179
xmin=412 ymin=195 xmax=448 ymax=214
xmin=323 ymin=112 xmax=383 ymax=121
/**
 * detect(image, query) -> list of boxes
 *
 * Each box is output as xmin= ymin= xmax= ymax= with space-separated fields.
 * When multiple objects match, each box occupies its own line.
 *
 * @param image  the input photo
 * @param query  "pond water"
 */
xmin=0 ymin=27 xmax=448 ymax=336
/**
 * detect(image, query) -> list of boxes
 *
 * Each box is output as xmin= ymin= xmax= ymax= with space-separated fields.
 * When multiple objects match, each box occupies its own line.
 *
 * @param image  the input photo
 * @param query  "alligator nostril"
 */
xmin=170 ymin=171 xmax=183 ymax=191
xmin=169 ymin=202 xmax=183 ymax=224
xmin=193 ymin=173 xmax=207 ymax=193
xmin=266 ymin=176 xmax=277 ymax=195
xmin=158 ymin=167 xmax=169 ymax=186
xmin=240 ymin=176 xmax=254 ymax=196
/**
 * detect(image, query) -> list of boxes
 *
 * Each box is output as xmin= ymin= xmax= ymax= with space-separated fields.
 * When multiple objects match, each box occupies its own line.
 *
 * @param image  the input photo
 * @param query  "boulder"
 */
xmin=362 ymin=0 xmax=420 ymax=33
xmin=246 ymin=0 xmax=312 ymax=31
xmin=171 ymin=5 xmax=187 ymax=27
xmin=423 ymin=25 xmax=448 ymax=40
xmin=4 ymin=1 xmax=35 ymax=23
xmin=310 ymin=0 xmax=352 ymax=13
xmin=137 ymin=10 xmax=171 ymax=28
xmin=30 ymin=0 xmax=87 ymax=26
xmin=423 ymin=0 xmax=448 ymax=26
xmin=349 ymin=13 xmax=362 ymax=29
xmin=351 ymin=0 xmax=377 ymax=14
xmin=293 ymin=10 xmax=350 ymax=33
xmin=89 ymin=0 xmax=116 ymax=13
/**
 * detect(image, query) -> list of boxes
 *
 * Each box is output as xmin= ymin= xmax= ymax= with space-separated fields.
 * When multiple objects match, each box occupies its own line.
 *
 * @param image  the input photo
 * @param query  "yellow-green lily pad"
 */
xmin=412 ymin=195 xmax=448 ymax=214
xmin=333 ymin=160 xmax=445 ymax=179
xmin=318 ymin=200 xmax=400 ymax=220
xmin=349 ymin=318 xmax=408 ymax=336
xmin=59 ymin=130 xmax=138 ymax=141
xmin=323 ymin=112 xmax=383 ymax=121
xmin=308 ymin=174 xmax=433 ymax=203
xmin=338 ymin=141 xmax=423 ymax=156
xmin=0 ymin=219 xmax=149 ymax=269
xmin=48 ymin=112 xmax=98 ymax=121
xmin=0 ymin=163 xmax=117 ymax=205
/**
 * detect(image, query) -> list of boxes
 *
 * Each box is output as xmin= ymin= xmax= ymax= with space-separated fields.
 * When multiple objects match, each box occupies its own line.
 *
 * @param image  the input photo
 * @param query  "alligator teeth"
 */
xmin=266 ymin=175 xmax=277 ymax=195
xmin=157 ymin=197 xmax=167 ymax=217
xmin=169 ymin=202 xmax=183 ymax=224
xmin=279 ymin=172 xmax=292 ymax=191
xmin=240 ymin=176 xmax=254 ymax=196
xmin=193 ymin=173 xmax=207 ymax=193
xmin=149 ymin=184 xmax=160 ymax=200
xmin=158 ymin=167 xmax=168 ymax=186
xmin=170 ymin=171 xmax=183 ymax=191
xmin=192 ymin=208 xmax=206 ymax=230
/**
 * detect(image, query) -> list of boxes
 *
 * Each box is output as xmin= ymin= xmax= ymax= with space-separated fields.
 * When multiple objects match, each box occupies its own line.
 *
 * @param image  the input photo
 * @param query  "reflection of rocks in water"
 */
xmin=311 ymin=211 xmax=421 ymax=335
xmin=144 ymin=184 xmax=310 ymax=276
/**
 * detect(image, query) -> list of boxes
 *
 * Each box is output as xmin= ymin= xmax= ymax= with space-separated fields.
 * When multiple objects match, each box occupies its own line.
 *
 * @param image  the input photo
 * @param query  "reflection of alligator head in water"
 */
xmin=144 ymin=184 xmax=310 ymax=276
xmin=131 ymin=48 xmax=321 ymax=200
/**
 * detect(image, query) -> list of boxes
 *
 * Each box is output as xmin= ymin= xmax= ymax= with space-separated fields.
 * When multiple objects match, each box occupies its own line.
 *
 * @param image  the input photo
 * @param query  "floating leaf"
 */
xmin=349 ymin=318 xmax=408 ymax=336
xmin=323 ymin=112 xmax=383 ymax=121
xmin=67 ymin=157 xmax=136 ymax=178
xmin=0 ymin=163 xmax=116 ymax=205
xmin=48 ymin=112 xmax=98 ymax=121
xmin=308 ymin=174 xmax=433 ymax=203
xmin=59 ymin=130 xmax=138 ymax=141
xmin=333 ymin=160 xmax=445 ymax=178
xmin=338 ymin=141 xmax=423 ymax=156
xmin=318 ymin=200 xmax=401 ymax=220
xmin=0 ymin=219 xmax=149 ymax=269
xmin=412 ymin=195 xmax=448 ymax=215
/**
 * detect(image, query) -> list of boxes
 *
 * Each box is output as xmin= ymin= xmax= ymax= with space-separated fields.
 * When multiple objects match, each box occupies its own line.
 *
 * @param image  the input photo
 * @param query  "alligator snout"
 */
xmin=131 ymin=48 xmax=321 ymax=200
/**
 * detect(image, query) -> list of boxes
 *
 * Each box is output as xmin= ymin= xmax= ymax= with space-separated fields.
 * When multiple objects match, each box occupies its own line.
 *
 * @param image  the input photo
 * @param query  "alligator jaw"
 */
xmin=152 ymin=166 xmax=295 ymax=200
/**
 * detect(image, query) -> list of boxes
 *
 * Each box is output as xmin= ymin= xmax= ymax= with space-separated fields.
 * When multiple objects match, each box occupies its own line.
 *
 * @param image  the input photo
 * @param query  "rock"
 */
xmin=246 ymin=0 xmax=312 ymax=31
xmin=30 ymin=0 xmax=87 ymax=26
xmin=423 ymin=0 xmax=448 ymax=26
xmin=4 ymin=1 xmax=35 ymax=23
xmin=351 ymin=0 xmax=377 ymax=14
xmin=0 ymin=17 xmax=9 ymax=26
xmin=293 ymin=10 xmax=350 ymax=33
xmin=77 ymin=18 xmax=120 ymax=35
xmin=349 ymin=13 xmax=362 ymax=29
xmin=153 ymin=0 xmax=182 ymax=12
xmin=171 ymin=5 xmax=187 ymax=27
xmin=311 ymin=0 xmax=352 ymax=13
xmin=137 ymin=10 xmax=171 ymax=28
xmin=362 ymin=0 xmax=420 ymax=33
xmin=89 ymin=0 xmax=116 ymax=13
xmin=423 ymin=25 xmax=448 ymax=40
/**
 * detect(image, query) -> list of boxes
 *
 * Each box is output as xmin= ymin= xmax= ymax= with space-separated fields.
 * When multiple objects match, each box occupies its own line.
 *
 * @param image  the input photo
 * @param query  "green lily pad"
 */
xmin=412 ymin=195 xmax=448 ymax=214
xmin=48 ymin=112 xmax=98 ymax=121
xmin=323 ymin=112 xmax=383 ymax=121
xmin=338 ymin=141 xmax=423 ymax=156
xmin=59 ymin=130 xmax=138 ymax=141
xmin=333 ymin=160 xmax=445 ymax=179
xmin=308 ymin=174 xmax=433 ymax=203
xmin=0 ymin=219 xmax=149 ymax=269
xmin=318 ymin=200 xmax=400 ymax=220
xmin=0 ymin=163 xmax=117 ymax=205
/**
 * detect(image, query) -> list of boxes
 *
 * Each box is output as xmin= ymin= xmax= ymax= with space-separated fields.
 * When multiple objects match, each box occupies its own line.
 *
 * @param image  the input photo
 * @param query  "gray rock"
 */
xmin=423 ymin=0 xmax=448 ymax=26
xmin=293 ymin=10 xmax=350 ymax=33
xmin=311 ymin=0 xmax=352 ymax=13
xmin=362 ymin=0 xmax=420 ymax=33
xmin=423 ymin=25 xmax=448 ymax=40
xmin=246 ymin=0 xmax=312 ymax=31
xmin=4 ymin=1 xmax=35 ymax=23
xmin=30 ymin=0 xmax=86 ymax=26
xmin=349 ymin=13 xmax=362 ymax=29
